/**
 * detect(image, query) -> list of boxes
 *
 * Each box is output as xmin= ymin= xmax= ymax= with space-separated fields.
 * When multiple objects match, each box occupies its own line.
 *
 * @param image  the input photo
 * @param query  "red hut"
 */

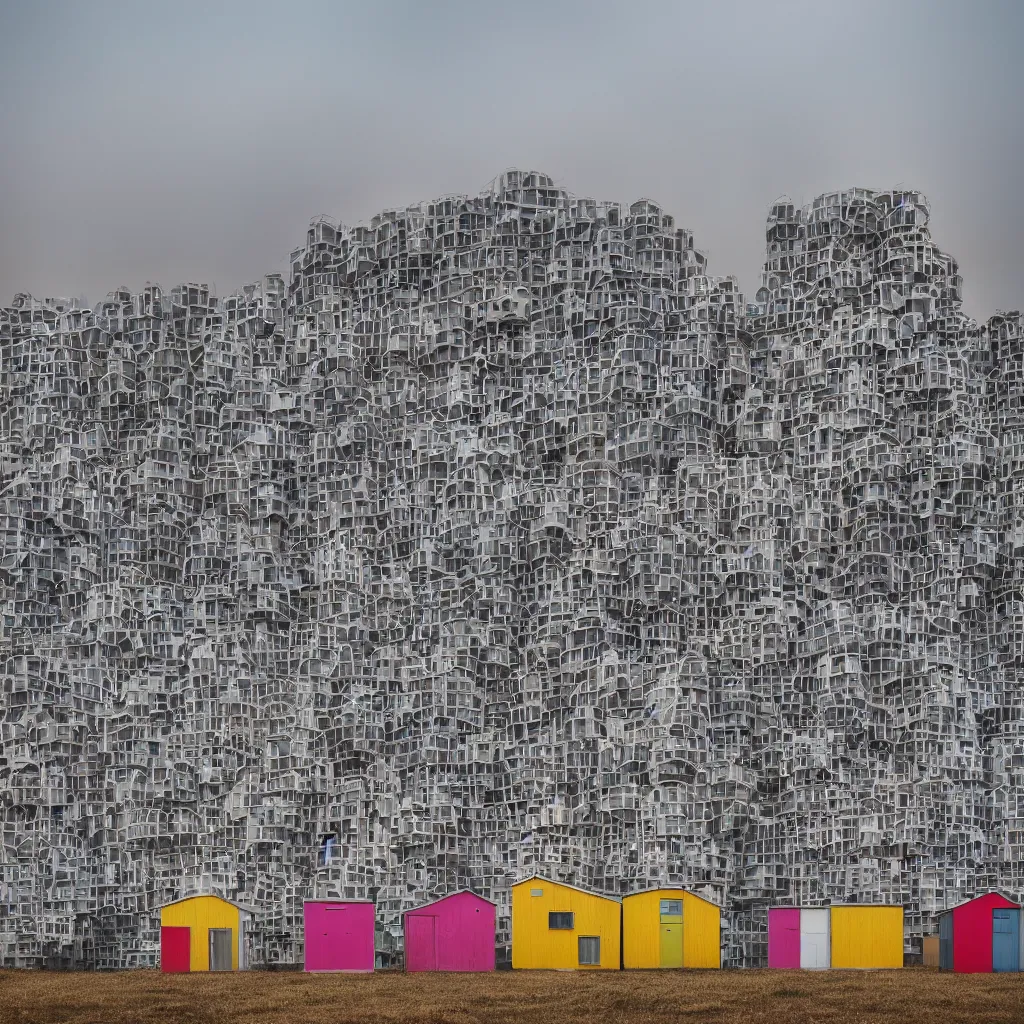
xmin=404 ymin=891 xmax=496 ymax=972
xmin=938 ymin=893 xmax=1022 ymax=972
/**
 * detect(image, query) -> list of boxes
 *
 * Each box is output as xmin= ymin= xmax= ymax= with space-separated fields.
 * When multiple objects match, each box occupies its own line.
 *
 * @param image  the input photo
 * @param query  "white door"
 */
xmin=799 ymin=908 xmax=830 ymax=970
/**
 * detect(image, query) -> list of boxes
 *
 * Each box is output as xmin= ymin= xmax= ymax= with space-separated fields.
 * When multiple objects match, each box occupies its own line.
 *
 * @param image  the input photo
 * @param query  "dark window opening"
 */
xmin=578 ymin=936 xmax=600 ymax=965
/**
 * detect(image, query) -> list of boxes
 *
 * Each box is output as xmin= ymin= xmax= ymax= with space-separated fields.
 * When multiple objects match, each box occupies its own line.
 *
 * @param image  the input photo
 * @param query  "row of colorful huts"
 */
xmin=159 ymin=878 xmax=1023 ymax=974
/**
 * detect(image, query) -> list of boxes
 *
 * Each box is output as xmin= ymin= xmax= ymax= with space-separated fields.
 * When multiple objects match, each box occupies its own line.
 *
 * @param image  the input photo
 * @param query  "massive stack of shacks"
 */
xmin=1 ymin=170 xmax=1022 ymax=969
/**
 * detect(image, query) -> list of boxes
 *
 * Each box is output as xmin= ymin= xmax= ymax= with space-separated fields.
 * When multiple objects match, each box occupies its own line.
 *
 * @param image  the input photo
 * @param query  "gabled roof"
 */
xmin=622 ymin=885 xmax=721 ymax=908
xmin=937 ymin=891 xmax=1021 ymax=915
xmin=512 ymin=873 xmax=620 ymax=903
xmin=404 ymin=889 xmax=496 ymax=913
xmin=160 ymin=893 xmax=259 ymax=914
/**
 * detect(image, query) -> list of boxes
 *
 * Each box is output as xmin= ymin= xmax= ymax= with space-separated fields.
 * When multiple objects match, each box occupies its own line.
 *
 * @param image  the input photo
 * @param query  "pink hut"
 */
xmin=303 ymin=900 xmax=375 ymax=972
xmin=404 ymin=891 xmax=496 ymax=972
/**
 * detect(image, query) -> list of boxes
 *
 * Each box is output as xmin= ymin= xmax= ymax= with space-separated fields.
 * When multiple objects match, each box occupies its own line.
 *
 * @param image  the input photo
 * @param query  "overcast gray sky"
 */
xmin=1 ymin=0 xmax=1021 ymax=319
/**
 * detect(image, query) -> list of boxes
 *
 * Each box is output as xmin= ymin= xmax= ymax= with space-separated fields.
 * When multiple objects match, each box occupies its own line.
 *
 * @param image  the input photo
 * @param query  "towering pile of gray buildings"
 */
xmin=0 ymin=172 xmax=1021 ymax=967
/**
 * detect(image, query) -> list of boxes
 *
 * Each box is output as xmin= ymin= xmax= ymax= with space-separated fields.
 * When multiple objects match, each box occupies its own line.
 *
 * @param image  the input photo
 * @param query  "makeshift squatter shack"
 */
xmin=303 ymin=900 xmax=375 ymax=972
xmin=768 ymin=907 xmax=831 ymax=969
xmin=511 ymin=875 xmax=620 ymax=970
xmin=938 ymin=893 xmax=1023 ymax=973
xmin=622 ymin=888 xmax=721 ymax=968
xmin=404 ymin=891 xmax=496 ymax=971
xmin=160 ymin=895 xmax=252 ymax=972
xmin=768 ymin=905 xmax=903 ymax=969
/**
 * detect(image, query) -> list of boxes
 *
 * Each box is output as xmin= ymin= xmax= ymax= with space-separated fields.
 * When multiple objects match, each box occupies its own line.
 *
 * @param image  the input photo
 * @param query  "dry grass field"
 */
xmin=1 ymin=967 xmax=1022 ymax=1024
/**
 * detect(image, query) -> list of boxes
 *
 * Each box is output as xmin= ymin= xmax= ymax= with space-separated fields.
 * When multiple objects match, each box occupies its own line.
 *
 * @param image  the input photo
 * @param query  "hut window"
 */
xmin=660 ymin=899 xmax=683 ymax=916
xmin=578 ymin=936 xmax=600 ymax=964
xmin=548 ymin=912 xmax=574 ymax=930
xmin=530 ymin=888 xmax=544 ymax=897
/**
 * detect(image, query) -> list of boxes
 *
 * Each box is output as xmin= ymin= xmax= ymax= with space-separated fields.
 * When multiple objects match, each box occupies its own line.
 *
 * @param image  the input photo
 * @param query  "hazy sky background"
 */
xmin=1 ymin=0 xmax=1021 ymax=319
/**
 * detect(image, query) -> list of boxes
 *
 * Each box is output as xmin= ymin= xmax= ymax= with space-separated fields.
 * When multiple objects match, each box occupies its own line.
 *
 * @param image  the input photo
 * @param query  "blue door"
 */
xmin=992 ymin=909 xmax=1020 ymax=973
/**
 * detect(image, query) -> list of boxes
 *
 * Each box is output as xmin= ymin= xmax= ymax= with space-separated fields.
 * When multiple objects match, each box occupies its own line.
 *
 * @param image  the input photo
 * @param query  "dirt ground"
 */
xmin=0 ymin=967 xmax=1022 ymax=1024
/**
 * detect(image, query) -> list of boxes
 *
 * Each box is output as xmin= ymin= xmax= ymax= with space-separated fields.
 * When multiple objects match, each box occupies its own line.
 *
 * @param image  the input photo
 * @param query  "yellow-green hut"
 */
xmin=622 ymin=888 xmax=721 ymax=969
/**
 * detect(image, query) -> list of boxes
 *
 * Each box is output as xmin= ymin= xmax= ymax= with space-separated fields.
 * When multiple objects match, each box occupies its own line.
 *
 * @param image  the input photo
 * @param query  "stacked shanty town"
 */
xmin=0 ymin=171 xmax=1021 ymax=969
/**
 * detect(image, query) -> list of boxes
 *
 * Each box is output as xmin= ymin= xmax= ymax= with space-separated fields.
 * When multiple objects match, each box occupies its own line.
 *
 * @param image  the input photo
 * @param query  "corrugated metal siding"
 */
xmin=405 ymin=892 xmax=495 ymax=972
xmin=406 ymin=916 xmax=436 ymax=971
xmin=830 ymin=906 xmax=903 ymax=969
xmin=303 ymin=901 xmax=375 ymax=972
xmin=511 ymin=880 xmax=620 ymax=970
xmin=681 ymin=893 xmax=720 ymax=968
xmin=622 ymin=890 xmax=659 ymax=969
xmin=622 ymin=890 xmax=720 ymax=969
xmin=160 ymin=897 xmax=240 ymax=972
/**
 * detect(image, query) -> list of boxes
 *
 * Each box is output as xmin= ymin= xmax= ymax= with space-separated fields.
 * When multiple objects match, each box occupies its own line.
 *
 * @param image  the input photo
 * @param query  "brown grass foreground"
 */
xmin=0 ymin=967 xmax=1022 ymax=1024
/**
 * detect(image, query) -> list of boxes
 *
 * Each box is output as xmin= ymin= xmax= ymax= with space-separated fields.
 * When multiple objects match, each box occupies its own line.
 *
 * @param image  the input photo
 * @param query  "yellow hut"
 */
xmin=829 ymin=905 xmax=904 ymax=969
xmin=622 ymin=888 xmax=721 ymax=969
xmin=511 ymin=875 xmax=620 ymax=969
xmin=159 ymin=895 xmax=253 ymax=972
